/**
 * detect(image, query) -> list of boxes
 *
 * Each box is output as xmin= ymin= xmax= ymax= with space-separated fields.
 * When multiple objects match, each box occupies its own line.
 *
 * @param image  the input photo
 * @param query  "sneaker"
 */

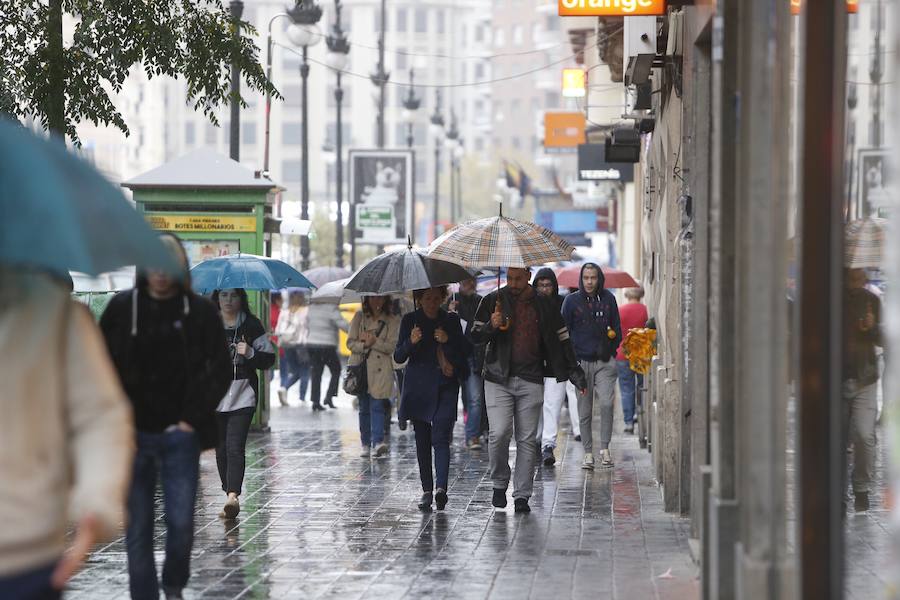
xmin=222 ymin=495 xmax=239 ymax=519
xmin=467 ymin=438 xmax=482 ymax=451
xmin=574 ymin=434 xmax=582 ymax=442
xmin=277 ymin=388 xmax=288 ymax=407
xmin=513 ymin=498 xmax=531 ymax=513
xmin=600 ymin=449 xmax=614 ymax=468
xmin=542 ymin=446 xmax=556 ymax=467
xmin=624 ymin=424 xmax=634 ymax=434
xmin=374 ymin=442 xmax=389 ymax=458
xmin=854 ymin=491 xmax=870 ymax=512
xmin=435 ymin=489 xmax=448 ymax=511
xmin=582 ymin=453 xmax=595 ymax=470
xmin=492 ymin=488 xmax=508 ymax=508
xmin=360 ymin=447 xmax=371 ymax=458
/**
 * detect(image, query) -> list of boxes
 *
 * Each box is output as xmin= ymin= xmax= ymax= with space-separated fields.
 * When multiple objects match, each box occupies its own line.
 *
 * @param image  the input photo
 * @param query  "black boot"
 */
xmin=435 ymin=489 xmax=448 ymax=511
xmin=418 ymin=491 xmax=433 ymax=512
xmin=312 ymin=402 xmax=325 ymax=412
xmin=323 ymin=397 xmax=336 ymax=409
xmin=492 ymin=488 xmax=507 ymax=508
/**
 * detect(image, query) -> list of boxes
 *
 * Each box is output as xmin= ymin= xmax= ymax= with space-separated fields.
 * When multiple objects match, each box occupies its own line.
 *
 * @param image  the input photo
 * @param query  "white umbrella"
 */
xmin=309 ymin=278 xmax=361 ymax=304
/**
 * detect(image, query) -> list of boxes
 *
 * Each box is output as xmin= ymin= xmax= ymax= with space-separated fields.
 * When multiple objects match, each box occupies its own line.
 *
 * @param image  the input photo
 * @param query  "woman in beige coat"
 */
xmin=347 ymin=295 xmax=400 ymax=458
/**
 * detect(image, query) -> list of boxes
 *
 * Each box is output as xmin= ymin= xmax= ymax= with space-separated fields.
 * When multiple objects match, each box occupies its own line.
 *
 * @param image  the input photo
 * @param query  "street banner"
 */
xmin=349 ymin=149 xmax=414 ymax=245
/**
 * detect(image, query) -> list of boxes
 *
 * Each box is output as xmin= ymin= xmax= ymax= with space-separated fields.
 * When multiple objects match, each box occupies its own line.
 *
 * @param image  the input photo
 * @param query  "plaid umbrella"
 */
xmin=426 ymin=215 xmax=575 ymax=268
xmin=845 ymin=218 xmax=886 ymax=268
xmin=345 ymin=245 xmax=475 ymax=294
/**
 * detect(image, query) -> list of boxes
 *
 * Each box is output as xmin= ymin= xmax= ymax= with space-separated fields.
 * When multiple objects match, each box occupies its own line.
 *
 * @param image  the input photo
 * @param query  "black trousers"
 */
xmin=215 ymin=407 xmax=255 ymax=495
xmin=309 ymin=345 xmax=342 ymax=406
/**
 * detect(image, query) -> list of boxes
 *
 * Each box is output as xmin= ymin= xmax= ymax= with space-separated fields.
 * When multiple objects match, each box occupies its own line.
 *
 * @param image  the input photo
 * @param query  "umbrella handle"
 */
xmin=494 ymin=298 xmax=511 ymax=331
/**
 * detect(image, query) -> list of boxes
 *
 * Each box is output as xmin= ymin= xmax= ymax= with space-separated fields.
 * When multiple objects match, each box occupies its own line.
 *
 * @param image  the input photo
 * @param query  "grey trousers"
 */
xmin=843 ymin=381 xmax=878 ymax=494
xmin=485 ymin=377 xmax=544 ymax=499
xmin=576 ymin=358 xmax=618 ymax=452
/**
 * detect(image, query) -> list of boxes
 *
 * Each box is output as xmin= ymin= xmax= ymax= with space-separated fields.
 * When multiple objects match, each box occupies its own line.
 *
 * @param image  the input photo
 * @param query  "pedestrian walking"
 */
xmin=447 ymin=276 xmax=486 ymax=449
xmin=306 ymin=301 xmax=350 ymax=411
xmin=561 ymin=263 xmax=622 ymax=470
xmin=616 ymin=287 xmax=648 ymax=434
xmin=274 ymin=290 xmax=311 ymax=405
xmin=347 ymin=295 xmax=400 ymax=458
xmin=211 ymin=288 xmax=276 ymax=519
xmin=394 ymin=286 xmax=470 ymax=512
xmin=100 ymin=234 xmax=231 ymax=600
xmin=472 ymin=268 xmax=585 ymax=513
xmin=843 ymin=267 xmax=882 ymax=512
xmin=532 ymin=268 xmax=570 ymax=467
xmin=0 ymin=267 xmax=134 ymax=599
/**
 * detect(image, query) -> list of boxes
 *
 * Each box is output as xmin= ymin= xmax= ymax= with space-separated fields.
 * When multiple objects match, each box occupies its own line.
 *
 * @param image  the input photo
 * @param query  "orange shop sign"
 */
xmin=791 ymin=0 xmax=858 ymax=15
xmin=558 ymin=0 xmax=666 ymax=17
xmin=544 ymin=112 xmax=586 ymax=149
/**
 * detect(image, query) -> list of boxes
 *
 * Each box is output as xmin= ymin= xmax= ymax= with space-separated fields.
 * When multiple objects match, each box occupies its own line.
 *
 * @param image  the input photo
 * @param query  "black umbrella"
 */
xmin=345 ymin=239 xmax=476 ymax=294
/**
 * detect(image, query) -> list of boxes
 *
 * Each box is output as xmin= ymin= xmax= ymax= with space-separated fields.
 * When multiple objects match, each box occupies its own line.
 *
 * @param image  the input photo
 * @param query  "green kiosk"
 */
xmin=123 ymin=148 xmax=283 ymax=429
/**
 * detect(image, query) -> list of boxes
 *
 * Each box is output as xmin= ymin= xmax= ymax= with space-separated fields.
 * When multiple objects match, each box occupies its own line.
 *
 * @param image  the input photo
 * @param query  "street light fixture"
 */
xmin=326 ymin=0 xmax=349 ymax=268
xmin=430 ymin=90 xmax=445 ymax=240
xmin=287 ymin=0 xmax=323 ymax=271
xmin=402 ymin=69 xmax=421 ymax=149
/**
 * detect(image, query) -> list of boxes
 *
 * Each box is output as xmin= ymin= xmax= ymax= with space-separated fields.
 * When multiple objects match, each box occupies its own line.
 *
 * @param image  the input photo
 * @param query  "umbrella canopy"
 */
xmin=302 ymin=265 xmax=352 ymax=288
xmin=310 ymin=278 xmax=361 ymax=304
xmin=345 ymin=246 xmax=475 ymax=294
xmin=426 ymin=215 xmax=575 ymax=268
xmin=0 ymin=119 xmax=175 ymax=276
xmin=555 ymin=264 xmax=639 ymax=289
xmin=190 ymin=254 xmax=315 ymax=294
xmin=845 ymin=218 xmax=887 ymax=269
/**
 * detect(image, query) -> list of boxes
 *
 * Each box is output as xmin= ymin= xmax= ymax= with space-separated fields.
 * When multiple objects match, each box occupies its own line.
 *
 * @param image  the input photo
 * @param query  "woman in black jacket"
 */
xmin=394 ymin=286 xmax=469 ymax=511
xmin=211 ymin=288 xmax=276 ymax=519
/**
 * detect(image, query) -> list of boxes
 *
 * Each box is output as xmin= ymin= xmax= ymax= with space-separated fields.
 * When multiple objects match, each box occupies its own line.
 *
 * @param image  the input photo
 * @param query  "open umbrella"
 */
xmin=845 ymin=218 xmax=887 ymax=269
xmin=345 ymin=241 xmax=476 ymax=294
xmin=302 ymin=265 xmax=352 ymax=288
xmin=0 ymin=119 xmax=175 ymax=276
xmin=555 ymin=264 xmax=639 ymax=289
xmin=310 ymin=278 xmax=361 ymax=304
xmin=190 ymin=254 xmax=315 ymax=294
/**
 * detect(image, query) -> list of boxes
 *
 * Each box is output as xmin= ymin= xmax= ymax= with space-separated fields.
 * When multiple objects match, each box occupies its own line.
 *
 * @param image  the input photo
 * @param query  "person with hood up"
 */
xmin=561 ymin=263 xmax=621 ymax=470
xmin=0 ymin=266 xmax=134 ymax=599
xmin=532 ymin=267 xmax=577 ymax=467
xmin=471 ymin=268 xmax=586 ymax=514
xmin=211 ymin=288 xmax=276 ymax=519
xmin=100 ymin=233 xmax=231 ymax=600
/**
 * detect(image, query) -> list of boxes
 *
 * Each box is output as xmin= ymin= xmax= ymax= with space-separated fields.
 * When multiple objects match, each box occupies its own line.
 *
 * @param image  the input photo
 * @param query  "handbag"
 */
xmin=343 ymin=318 xmax=386 ymax=397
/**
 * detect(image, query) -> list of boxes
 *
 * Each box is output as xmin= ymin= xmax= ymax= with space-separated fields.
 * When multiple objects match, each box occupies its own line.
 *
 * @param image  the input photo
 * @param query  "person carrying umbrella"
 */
xmin=394 ymin=286 xmax=470 ymax=511
xmin=347 ymin=295 xmax=401 ymax=458
xmin=211 ymin=288 xmax=276 ymax=519
xmin=275 ymin=289 xmax=312 ymax=405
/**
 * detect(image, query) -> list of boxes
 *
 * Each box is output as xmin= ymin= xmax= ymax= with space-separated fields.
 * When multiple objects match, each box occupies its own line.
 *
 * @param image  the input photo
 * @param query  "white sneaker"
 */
xmin=277 ymin=388 xmax=288 ymax=407
xmin=360 ymin=447 xmax=371 ymax=458
xmin=600 ymin=449 xmax=614 ymax=468
xmin=374 ymin=442 xmax=389 ymax=458
xmin=582 ymin=453 xmax=595 ymax=470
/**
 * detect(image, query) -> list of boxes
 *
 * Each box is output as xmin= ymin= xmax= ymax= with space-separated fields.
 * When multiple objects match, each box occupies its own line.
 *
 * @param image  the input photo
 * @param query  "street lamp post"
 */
xmin=430 ymin=91 xmax=445 ymax=240
xmin=326 ymin=0 xmax=350 ymax=268
xmin=445 ymin=110 xmax=459 ymax=223
xmin=228 ymin=1 xmax=244 ymax=161
xmin=287 ymin=0 xmax=323 ymax=271
xmin=371 ymin=0 xmax=389 ymax=149
xmin=402 ymin=69 xmax=421 ymax=243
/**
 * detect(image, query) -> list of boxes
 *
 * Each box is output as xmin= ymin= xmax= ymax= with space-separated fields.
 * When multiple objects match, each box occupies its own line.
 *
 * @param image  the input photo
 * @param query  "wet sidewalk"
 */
xmin=67 ymin=389 xmax=699 ymax=599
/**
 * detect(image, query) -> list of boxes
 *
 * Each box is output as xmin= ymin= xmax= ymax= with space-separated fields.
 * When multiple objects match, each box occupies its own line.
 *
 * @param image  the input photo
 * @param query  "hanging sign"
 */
xmin=558 ymin=0 xmax=666 ymax=17
xmin=146 ymin=214 xmax=257 ymax=233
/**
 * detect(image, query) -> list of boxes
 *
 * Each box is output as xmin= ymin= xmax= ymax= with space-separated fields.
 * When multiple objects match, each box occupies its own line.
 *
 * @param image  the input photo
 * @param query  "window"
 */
xmin=184 ymin=122 xmax=195 ymax=145
xmin=511 ymin=98 xmax=522 ymax=113
xmin=416 ymin=159 xmax=426 ymax=183
xmin=475 ymin=25 xmax=484 ymax=42
xmin=396 ymin=48 xmax=408 ymax=70
xmin=325 ymin=123 xmax=352 ymax=147
xmin=397 ymin=8 xmax=407 ymax=32
xmin=395 ymin=123 xmax=409 ymax=146
xmin=242 ymin=122 xmax=257 ymax=145
xmin=545 ymin=15 xmax=559 ymax=31
xmin=283 ymin=122 xmax=302 ymax=144
xmin=282 ymin=160 xmax=301 ymax=182
xmin=415 ymin=8 xmax=427 ymax=33
xmin=436 ymin=10 xmax=445 ymax=34
xmin=545 ymin=91 xmax=558 ymax=108
xmin=495 ymin=28 xmax=505 ymax=47
xmin=531 ymin=23 xmax=540 ymax=43
xmin=475 ymin=62 xmax=485 ymax=80
xmin=204 ymin=123 xmax=217 ymax=145
xmin=414 ymin=122 xmax=427 ymax=146
xmin=512 ymin=25 xmax=523 ymax=45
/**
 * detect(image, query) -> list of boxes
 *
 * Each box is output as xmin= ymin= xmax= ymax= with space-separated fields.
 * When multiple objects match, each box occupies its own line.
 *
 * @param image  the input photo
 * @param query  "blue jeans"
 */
xmin=462 ymin=357 xmax=484 ymax=442
xmin=0 ymin=562 xmax=60 ymax=599
xmin=358 ymin=394 xmax=386 ymax=447
xmin=616 ymin=359 xmax=642 ymax=425
xmin=127 ymin=430 xmax=200 ymax=600
xmin=280 ymin=345 xmax=310 ymax=400
xmin=413 ymin=418 xmax=454 ymax=491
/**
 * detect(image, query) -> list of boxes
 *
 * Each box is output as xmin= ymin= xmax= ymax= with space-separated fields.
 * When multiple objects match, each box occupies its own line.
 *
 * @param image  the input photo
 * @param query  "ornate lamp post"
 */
xmin=286 ymin=0 xmax=323 ymax=271
xmin=371 ymin=0 xmax=389 ymax=149
xmin=430 ymin=90 xmax=445 ymax=240
xmin=445 ymin=110 xmax=460 ymax=223
xmin=402 ymin=69 xmax=421 ymax=149
xmin=326 ymin=0 xmax=350 ymax=268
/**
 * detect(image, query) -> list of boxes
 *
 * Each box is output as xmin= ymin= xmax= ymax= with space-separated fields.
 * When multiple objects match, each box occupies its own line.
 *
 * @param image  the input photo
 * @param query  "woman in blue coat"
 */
xmin=394 ymin=286 xmax=469 ymax=511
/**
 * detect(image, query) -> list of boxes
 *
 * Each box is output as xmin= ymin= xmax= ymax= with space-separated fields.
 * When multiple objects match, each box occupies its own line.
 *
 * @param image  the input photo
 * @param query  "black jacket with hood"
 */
xmin=532 ymin=267 xmax=564 ymax=313
xmin=560 ymin=263 xmax=622 ymax=362
xmin=471 ymin=281 xmax=585 ymax=389
xmin=100 ymin=235 xmax=231 ymax=450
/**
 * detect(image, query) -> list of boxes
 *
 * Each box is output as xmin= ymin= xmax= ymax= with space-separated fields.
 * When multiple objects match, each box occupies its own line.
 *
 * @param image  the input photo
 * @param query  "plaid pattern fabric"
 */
xmin=426 ymin=216 xmax=575 ymax=268
xmin=845 ymin=218 xmax=886 ymax=268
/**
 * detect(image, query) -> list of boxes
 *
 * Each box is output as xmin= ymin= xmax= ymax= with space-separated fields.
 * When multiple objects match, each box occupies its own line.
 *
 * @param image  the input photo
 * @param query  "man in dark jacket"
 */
xmin=472 ymin=267 xmax=585 ymax=513
xmin=100 ymin=233 xmax=231 ymax=600
xmin=843 ymin=268 xmax=882 ymax=512
xmin=561 ymin=263 xmax=621 ymax=471
xmin=448 ymin=276 xmax=486 ymax=449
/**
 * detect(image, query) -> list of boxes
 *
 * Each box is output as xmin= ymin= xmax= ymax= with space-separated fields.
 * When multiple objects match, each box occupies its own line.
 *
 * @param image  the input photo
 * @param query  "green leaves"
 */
xmin=0 ymin=0 xmax=280 ymax=143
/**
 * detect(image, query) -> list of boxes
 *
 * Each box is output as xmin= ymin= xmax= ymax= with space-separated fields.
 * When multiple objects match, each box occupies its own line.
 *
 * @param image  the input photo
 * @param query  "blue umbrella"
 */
xmin=0 ymin=119 xmax=176 ymax=276
xmin=190 ymin=254 xmax=315 ymax=294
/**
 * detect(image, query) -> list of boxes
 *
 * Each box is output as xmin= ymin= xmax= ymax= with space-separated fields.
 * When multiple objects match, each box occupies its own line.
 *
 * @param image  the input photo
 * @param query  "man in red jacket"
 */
xmin=616 ymin=287 xmax=648 ymax=434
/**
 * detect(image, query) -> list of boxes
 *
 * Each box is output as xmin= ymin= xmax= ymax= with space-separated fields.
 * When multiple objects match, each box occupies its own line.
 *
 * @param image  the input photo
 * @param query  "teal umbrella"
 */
xmin=190 ymin=254 xmax=315 ymax=294
xmin=0 ymin=119 xmax=176 ymax=276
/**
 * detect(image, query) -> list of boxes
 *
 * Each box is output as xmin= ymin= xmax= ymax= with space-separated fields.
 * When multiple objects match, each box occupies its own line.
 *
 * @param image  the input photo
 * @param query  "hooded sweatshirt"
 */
xmin=533 ymin=267 xmax=563 ymax=312
xmin=560 ymin=263 xmax=622 ymax=362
